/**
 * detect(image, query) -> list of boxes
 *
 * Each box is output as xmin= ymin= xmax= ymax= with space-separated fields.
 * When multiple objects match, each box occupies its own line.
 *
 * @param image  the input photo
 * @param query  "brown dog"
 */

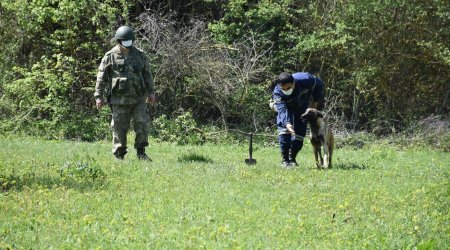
xmin=301 ymin=108 xmax=334 ymax=169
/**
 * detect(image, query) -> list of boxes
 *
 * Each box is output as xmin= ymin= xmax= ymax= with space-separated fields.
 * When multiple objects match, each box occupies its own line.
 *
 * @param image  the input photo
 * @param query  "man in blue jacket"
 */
xmin=272 ymin=72 xmax=324 ymax=168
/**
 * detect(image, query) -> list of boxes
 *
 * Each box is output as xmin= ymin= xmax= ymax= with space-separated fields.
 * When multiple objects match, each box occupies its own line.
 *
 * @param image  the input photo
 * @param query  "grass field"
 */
xmin=0 ymin=136 xmax=449 ymax=249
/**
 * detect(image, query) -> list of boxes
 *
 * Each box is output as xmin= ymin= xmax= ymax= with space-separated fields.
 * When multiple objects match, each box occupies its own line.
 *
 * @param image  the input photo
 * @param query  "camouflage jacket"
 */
xmin=95 ymin=45 xmax=155 ymax=105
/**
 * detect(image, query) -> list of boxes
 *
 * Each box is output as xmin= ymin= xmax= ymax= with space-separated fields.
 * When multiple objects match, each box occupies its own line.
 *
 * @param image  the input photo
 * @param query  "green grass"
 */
xmin=0 ymin=136 xmax=449 ymax=249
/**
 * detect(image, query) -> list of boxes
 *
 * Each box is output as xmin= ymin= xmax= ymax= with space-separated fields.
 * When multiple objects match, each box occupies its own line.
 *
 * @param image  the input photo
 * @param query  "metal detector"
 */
xmin=245 ymin=133 xmax=257 ymax=165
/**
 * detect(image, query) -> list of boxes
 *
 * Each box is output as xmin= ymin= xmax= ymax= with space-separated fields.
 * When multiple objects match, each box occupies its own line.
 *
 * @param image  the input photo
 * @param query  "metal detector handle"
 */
xmin=249 ymin=133 xmax=253 ymax=159
xmin=245 ymin=132 xmax=257 ymax=165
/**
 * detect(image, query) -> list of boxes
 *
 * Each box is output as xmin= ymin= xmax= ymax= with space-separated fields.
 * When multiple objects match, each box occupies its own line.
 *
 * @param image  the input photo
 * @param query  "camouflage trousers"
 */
xmin=111 ymin=102 xmax=149 ymax=156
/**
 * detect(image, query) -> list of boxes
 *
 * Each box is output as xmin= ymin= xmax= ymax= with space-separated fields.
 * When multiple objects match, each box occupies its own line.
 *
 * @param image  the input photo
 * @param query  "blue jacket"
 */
xmin=272 ymin=72 xmax=323 ymax=128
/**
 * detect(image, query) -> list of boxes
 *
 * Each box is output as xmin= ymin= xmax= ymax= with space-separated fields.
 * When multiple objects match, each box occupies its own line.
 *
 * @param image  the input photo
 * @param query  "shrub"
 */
xmin=152 ymin=111 xmax=206 ymax=145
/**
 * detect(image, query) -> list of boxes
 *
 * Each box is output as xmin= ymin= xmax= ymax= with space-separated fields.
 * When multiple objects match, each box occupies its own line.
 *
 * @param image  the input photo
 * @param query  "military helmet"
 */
xmin=114 ymin=26 xmax=134 ymax=41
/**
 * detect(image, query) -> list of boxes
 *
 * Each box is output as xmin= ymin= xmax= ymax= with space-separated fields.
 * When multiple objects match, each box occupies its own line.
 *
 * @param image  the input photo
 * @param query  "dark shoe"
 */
xmin=281 ymin=160 xmax=291 ymax=168
xmin=138 ymin=153 xmax=151 ymax=161
xmin=137 ymin=148 xmax=151 ymax=161
xmin=114 ymin=154 xmax=125 ymax=160
xmin=289 ymin=160 xmax=298 ymax=167
xmin=114 ymin=148 xmax=127 ymax=160
xmin=289 ymin=150 xmax=298 ymax=167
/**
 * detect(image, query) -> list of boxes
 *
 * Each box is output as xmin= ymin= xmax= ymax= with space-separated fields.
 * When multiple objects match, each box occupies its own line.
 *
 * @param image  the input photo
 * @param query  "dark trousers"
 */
xmin=278 ymin=116 xmax=307 ymax=162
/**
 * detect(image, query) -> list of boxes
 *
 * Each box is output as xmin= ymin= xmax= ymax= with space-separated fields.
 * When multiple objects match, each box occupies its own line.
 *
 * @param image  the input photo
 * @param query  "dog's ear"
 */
xmin=317 ymin=110 xmax=324 ymax=118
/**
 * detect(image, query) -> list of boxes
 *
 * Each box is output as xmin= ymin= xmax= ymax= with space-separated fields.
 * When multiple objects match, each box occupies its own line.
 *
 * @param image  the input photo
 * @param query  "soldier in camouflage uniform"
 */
xmin=95 ymin=26 xmax=156 ymax=160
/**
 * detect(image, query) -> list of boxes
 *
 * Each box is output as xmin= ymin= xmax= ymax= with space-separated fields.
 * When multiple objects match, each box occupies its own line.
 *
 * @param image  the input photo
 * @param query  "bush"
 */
xmin=0 ymin=0 xmax=131 ymax=140
xmin=395 ymin=115 xmax=450 ymax=152
xmin=334 ymin=131 xmax=377 ymax=149
xmin=152 ymin=111 xmax=206 ymax=145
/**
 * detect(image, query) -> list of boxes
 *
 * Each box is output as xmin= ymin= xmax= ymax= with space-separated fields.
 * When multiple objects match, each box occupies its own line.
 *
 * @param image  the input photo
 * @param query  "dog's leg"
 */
xmin=313 ymin=144 xmax=320 ymax=169
xmin=317 ymin=146 xmax=324 ymax=169
xmin=323 ymin=143 xmax=329 ymax=169
xmin=320 ymin=137 xmax=329 ymax=169
xmin=328 ymin=134 xmax=334 ymax=168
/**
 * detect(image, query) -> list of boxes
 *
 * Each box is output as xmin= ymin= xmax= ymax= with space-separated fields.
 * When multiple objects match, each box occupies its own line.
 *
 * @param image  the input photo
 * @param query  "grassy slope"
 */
xmin=0 ymin=136 xmax=449 ymax=249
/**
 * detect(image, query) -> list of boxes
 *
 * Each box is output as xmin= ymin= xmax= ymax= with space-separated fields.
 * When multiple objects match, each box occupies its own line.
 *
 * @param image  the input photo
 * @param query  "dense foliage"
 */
xmin=209 ymin=0 xmax=449 ymax=132
xmin=0 ymin=0 xmax=448 ymax=140
xmin=0 ymin=0 xmax=134 ymax=140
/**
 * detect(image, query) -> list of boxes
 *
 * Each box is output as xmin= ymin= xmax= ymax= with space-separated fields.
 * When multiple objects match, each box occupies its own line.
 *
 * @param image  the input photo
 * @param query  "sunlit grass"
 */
xmin=0 ymin=136 xmax=448 ymax=249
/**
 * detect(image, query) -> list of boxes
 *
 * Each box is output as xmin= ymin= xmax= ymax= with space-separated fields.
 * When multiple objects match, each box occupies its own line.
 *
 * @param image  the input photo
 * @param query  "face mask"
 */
xmin=281 ymin=88 xmax=294 ymax=95
xmin=121 ymin=40 xmax=132 ymax=48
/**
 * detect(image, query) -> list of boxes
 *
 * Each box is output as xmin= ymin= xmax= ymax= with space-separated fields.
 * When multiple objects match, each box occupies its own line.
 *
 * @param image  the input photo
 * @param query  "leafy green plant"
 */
xmin=152 ymin=111 xmax=206 ymax=145
xmin=177 ymin=153 xmax=213 ymax=163
xmin=0 ymin=175 xmax=16 ymax=191
xmin=59 ymin=161 xmax=106 ymax=182
xmin=0 ymin=0 xmax=132 ymax=140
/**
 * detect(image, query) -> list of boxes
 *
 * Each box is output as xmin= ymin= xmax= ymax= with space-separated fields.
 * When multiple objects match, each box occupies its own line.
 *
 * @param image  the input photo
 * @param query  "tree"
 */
xmin=0 ymin=0 xmax=135 ymax=139
xmin=209 ymin=0 xmax=450 ymax=132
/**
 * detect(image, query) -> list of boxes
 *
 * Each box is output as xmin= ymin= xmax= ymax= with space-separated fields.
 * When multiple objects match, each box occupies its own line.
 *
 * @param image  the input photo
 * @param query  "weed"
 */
xmin=177 ymin=153 xmax=213 ymax=163
xmin=59 ymin=161 xmax=106 ymax=181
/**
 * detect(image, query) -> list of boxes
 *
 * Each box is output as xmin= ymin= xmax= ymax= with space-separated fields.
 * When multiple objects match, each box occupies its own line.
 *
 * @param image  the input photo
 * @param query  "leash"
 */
xmin=212 ymin=129 xmax=305 ymax=141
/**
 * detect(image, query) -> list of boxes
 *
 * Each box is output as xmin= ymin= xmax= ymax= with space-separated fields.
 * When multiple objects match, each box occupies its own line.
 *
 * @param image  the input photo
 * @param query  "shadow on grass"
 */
xmin=333 ymin=160 xmax=369 ymax=170
xmin=0 ymin=174 xmax=106 ymax=193
xmin=178 ymin=153 xmax=213 ymax=163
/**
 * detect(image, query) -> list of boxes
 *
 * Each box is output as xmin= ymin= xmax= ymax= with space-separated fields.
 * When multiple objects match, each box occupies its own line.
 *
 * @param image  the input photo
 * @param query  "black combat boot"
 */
xmin=137 ymin=148 xmax=151 ymax=161
xmin=114 ymin=154 xmax=124 ymax=160
xmin=114 ymin=150 xmax=126 ymax=160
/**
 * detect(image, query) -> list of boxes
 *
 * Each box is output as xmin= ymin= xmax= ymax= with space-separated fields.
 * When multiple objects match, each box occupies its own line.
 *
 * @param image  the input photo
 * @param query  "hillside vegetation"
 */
xmin=0 ymin=0 xmax=448 ymax=140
